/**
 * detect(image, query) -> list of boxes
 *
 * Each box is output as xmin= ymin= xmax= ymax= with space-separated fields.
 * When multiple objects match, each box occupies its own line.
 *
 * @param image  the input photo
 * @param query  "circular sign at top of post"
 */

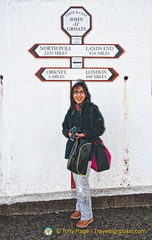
xmin=61 ymin=6 xmax=92 ymax=37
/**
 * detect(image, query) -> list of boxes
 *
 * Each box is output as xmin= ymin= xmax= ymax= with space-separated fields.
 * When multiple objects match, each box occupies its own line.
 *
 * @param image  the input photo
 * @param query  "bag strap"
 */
xmin=89 ymin=103 xmax=101 ymax=143
xmin=89 ymin=104 xmax=94 ymax=129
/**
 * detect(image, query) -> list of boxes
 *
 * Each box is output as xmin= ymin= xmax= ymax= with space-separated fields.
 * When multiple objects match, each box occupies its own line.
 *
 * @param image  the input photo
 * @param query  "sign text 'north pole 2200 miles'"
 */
xmin=35 ymin=68 xmax=118 ymax=81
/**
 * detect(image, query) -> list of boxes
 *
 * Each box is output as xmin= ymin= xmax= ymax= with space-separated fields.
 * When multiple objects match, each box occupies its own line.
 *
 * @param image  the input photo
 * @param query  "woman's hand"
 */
xmin=68 ymin=132 xmax=72 ymax=138
xmin=76 ymin=133 xmax=85 ymax=140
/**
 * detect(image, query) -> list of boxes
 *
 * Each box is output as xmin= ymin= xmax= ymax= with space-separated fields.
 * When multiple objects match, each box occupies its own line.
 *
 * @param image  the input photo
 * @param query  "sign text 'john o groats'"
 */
xmin=61 ymin=7 xmax=91 ymax=37
xmin=29 ymin=6 xmax=124 ymax=81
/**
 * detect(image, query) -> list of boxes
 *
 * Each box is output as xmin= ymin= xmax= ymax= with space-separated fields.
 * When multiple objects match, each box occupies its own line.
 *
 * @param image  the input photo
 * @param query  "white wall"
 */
xmin=0 ymin=0 xmax=152 ymax=204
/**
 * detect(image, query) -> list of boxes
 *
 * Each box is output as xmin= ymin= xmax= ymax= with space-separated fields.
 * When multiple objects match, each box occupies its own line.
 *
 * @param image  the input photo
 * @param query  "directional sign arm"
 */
xmin=35 ymin=67 xmax=119 ymax=82
xmin=29 ymin=44 xmax=124 ymax=58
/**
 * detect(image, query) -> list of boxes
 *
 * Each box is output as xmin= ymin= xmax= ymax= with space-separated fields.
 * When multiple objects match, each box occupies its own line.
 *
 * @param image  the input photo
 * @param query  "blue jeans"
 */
xmin=73 ymin=162 xmax=93 ymax=221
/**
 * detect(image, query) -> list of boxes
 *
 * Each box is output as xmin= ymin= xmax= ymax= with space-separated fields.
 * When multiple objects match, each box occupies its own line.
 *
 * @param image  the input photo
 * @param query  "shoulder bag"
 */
xmin=89 ymin=104 xmax=111 ymax=172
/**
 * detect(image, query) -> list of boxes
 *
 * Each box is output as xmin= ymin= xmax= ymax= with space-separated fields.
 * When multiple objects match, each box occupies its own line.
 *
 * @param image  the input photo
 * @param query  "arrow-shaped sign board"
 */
xmin=35 ymin=67 xmax=118 ymax=82
xmin=29 ymin=44 xmax=124 ymax=58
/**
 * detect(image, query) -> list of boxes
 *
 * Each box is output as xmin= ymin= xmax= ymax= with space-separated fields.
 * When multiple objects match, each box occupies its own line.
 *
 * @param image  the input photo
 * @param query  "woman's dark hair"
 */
xmin=70 ymin=80 xmax=91 ymax=108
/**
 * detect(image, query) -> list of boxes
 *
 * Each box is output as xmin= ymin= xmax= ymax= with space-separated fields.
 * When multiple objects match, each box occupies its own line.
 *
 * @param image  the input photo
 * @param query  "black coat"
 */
xmin=62 ymin=101 xmax=105 ymax=159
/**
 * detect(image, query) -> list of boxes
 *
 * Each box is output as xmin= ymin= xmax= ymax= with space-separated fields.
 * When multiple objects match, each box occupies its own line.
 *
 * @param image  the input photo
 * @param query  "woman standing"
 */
xmin=62 ymin=80 xmax=105 ymax=228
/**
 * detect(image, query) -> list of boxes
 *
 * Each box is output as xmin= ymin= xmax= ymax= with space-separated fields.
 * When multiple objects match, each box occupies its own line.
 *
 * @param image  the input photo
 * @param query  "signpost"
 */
xmin=29 ymin=6 xmax=124 ymax=82
xmin=29 ymin=6 xmax=124 ymax=189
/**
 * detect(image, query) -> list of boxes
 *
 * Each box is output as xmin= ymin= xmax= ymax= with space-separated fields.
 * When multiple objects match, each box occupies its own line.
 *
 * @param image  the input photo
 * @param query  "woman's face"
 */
xmin=73 ymin=86 xmax=86 ymax=104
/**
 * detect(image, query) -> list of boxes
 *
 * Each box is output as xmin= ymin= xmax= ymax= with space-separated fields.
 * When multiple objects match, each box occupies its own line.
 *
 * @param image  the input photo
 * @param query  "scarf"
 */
xmin=75 ymin=103 xmax=83 ymax=111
